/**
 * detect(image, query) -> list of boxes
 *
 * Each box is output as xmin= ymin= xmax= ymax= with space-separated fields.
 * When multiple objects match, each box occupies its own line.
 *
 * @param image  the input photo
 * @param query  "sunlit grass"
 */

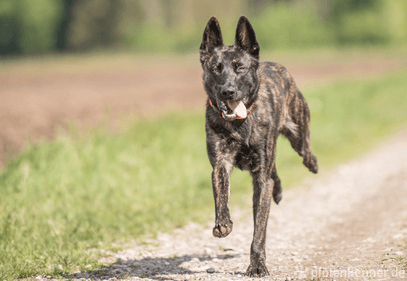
xmin=1 ymin=69 xmax=407 ymax=279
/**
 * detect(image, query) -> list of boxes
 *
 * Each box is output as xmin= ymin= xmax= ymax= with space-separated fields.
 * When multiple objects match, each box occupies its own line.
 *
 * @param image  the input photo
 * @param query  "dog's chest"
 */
xmin=225 ymin=120 xmax=265 ymax=171
xmin=234 ymin=145 xmax=254 ymax=171
xmin=228 ymin=119 xmax=253 ymax=146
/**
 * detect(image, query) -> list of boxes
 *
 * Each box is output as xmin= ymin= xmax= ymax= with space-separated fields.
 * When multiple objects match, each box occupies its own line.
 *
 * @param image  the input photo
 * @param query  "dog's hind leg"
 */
xmin=211 ymin=164 xmax=233 ymax=238
xmin=283 ymin=89 xmax=318 ymax=174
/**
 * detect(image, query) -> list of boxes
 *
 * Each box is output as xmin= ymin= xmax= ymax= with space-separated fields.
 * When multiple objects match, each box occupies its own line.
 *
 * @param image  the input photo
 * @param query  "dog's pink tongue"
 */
xmin=226 ymin=100 xmax=247 ymax=119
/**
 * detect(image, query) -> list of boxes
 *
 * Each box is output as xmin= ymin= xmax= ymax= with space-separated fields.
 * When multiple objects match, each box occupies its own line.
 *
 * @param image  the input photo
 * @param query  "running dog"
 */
xmin=199 ymin=16 xmax=318 ymax=277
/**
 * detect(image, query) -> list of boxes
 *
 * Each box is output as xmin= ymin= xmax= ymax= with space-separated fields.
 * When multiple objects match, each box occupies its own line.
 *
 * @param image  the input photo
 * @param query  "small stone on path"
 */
xmin=206 ymin=267 xmax=215 ymax=273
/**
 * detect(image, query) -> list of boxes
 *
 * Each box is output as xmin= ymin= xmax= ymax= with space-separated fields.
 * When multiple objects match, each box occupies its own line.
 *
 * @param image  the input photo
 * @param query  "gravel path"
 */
xmin=64 ymin=129 xmax=407 ymax=281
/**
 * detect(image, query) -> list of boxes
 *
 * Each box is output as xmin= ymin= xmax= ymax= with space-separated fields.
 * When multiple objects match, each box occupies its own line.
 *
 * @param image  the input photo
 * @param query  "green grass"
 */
xmin=2 ymin=70 xmax=407 ymax=280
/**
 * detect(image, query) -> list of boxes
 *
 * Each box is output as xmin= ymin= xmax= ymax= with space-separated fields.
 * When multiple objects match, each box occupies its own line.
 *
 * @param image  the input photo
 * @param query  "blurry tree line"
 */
xmin=1 ymin=0 xmax=407 ymax=56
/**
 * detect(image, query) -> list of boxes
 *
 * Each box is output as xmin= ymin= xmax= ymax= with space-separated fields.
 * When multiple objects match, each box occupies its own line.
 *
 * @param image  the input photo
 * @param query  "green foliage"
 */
xmin=2 ymin=67 xmax=407 ymax=279
xmin=331 ymin=0 xmax=390 ymax=45
xmin=67 ymin=0 xmax=124 ymax=51
xmin=251 ymin=1 xmax=335 ymax=50
xmin=249 ymin=0 xmax=407 ymax=50
xmin=0 ymin=0 xmax=63 ymax=54
xmin=17 ymin=0 xmax=63 ymax=53
xmin=122 ymin=0 xmax=407 ymax=53
xmin=0 ymin=0 xmax=18 ymax=54
xmin=2 ymin=0 xmax=407 ymax=55
xmin=120 ymin=0 xmax=247 ymax=53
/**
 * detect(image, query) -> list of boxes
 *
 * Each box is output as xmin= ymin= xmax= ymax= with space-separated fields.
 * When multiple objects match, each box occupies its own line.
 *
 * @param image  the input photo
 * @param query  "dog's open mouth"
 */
xmin=218 ymin=100 xmax=247 ymax=121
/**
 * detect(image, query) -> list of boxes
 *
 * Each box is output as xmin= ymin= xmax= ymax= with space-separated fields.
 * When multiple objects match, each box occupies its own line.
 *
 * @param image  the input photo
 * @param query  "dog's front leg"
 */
xmin=211 ymin=164 xmax=233 ymax=238
xmin=246 ymin=173 xmax=273 ymax=277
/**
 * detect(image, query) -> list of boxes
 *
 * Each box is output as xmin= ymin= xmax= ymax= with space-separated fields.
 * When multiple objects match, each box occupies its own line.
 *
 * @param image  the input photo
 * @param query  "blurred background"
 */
xmin=2 ymin=1 xmax=407 ymax=279
xmin=1 ymin=0 xmax=407 ymax=56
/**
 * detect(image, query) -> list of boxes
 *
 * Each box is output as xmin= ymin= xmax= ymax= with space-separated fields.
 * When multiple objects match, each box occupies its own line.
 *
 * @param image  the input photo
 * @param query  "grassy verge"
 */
xmin=1 ymin=70 xmax=407 ymax=279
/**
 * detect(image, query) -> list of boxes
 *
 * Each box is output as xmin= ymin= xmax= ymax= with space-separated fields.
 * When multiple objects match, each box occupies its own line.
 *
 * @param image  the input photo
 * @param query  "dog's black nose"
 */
xmin=220 ymin=88 xmax=235 ymax=99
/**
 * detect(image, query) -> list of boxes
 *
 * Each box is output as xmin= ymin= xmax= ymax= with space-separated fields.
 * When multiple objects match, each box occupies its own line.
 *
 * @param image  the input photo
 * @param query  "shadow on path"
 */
xmin=68 ymin=253 xmax=240 ymax=280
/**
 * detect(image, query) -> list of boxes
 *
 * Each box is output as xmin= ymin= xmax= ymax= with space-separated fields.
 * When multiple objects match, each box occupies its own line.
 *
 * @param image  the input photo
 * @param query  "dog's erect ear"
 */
xmin=200 ymin=16 xmax=223 ymax=55
xmin=235 ymin=16 xmax=260 ymax=60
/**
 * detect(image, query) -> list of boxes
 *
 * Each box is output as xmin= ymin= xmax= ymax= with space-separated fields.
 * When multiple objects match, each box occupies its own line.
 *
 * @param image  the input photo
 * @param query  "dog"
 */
xmin=199 ymin=16 xmax=318 ymax=277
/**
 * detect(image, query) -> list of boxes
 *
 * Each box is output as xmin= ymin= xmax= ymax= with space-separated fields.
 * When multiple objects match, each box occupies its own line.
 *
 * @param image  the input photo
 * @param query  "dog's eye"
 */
xmin=236 ymin=65 xmax=246 ymax=73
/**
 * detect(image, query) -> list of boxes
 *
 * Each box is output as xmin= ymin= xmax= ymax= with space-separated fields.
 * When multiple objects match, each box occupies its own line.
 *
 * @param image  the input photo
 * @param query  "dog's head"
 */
xmin=200 ymin=16 xmax=260 ymax=121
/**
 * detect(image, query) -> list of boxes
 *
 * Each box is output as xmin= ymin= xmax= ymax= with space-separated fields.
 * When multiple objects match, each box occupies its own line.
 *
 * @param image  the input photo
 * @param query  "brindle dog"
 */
xmin=199 ymin=16 xmax=318 ymax=277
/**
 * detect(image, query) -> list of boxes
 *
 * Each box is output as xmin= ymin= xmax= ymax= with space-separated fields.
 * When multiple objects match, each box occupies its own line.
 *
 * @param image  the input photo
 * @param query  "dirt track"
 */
xmin=65 ymin=127 xmax=407 ymax=281
xmin=0 ymin=55 xmax=405 ymax=168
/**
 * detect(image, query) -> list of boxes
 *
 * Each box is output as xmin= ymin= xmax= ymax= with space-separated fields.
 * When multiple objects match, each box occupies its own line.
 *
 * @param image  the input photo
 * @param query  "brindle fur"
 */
xmin=199 ymin=16 xmax=318 ymax=277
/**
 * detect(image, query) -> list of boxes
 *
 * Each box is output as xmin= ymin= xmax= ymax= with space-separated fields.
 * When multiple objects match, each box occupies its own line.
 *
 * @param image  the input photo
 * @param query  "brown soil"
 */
xmin=0 ymin=55 xmax=405 ymax=168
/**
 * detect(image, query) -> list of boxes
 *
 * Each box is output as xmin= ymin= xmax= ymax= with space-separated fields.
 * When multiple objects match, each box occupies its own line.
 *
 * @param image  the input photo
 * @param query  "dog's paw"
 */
xmin=212 ymin=220 xmax=233 ymax=238
xmin=272 ymin=183 xmax=282 ymax=205
xmin=246 ymin=261 xmax=270 ymax=277
xmin=304 ymin=154 xmax=318 ymax=174
xmin=273 ymin=191 xmax=282 ymax=205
